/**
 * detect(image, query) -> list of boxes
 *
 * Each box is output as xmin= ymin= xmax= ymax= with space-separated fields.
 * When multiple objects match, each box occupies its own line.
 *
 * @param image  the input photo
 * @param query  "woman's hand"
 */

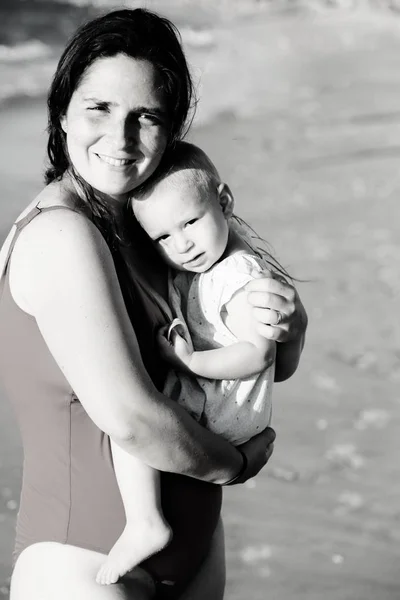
xmin=225 ymin=426 xmax=276 ymax=485
xmin=246 ymin=271 xmax=308 ymax=381
xmin=245 ymin=271 xmax=307 ymax=343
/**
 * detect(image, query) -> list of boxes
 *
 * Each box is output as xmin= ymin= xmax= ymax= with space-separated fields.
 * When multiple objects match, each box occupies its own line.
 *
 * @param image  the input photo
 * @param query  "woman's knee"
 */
xmin=12 ymin=541 xmax=63 ymax=577
xmin=10 ymin=542 xmax=154 ymax=600
xmin=13 ymin=541 xmax=100 ymax=581
xmin=11 ymin=542 xmax=64 ymax=599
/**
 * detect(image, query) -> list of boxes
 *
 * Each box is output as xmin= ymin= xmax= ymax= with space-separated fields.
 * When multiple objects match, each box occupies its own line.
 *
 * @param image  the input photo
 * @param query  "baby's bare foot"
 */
xmin=96 ymin=518 xmax=172 ymax=586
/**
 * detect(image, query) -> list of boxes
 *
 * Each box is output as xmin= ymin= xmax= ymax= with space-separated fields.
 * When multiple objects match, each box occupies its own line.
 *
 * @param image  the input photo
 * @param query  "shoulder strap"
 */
xmin=0 ymin=204 xmax=79 ymax=283
xmin=15 ymin=204 xmax=79 ymax=230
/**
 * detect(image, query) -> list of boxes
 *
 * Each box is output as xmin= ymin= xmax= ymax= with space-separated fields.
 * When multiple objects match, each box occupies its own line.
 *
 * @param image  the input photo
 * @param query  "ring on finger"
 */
xmin=274 ymin=311 xmax=283 ymax=326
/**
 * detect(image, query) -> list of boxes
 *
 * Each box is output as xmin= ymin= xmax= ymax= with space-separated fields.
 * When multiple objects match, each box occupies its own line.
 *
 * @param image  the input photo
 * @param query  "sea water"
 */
xmin=0 ymin=0 xmax=234 ymax=112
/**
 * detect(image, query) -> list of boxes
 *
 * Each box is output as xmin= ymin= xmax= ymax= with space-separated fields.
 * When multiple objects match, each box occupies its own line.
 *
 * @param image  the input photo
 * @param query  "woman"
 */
xmin=0 ymin=8 xmax=307 ymax=600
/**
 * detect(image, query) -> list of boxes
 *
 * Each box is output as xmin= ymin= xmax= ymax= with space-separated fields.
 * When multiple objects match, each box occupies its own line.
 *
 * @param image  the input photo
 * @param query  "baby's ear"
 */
xmin=217 ymin=183 xmax=234 ymax=219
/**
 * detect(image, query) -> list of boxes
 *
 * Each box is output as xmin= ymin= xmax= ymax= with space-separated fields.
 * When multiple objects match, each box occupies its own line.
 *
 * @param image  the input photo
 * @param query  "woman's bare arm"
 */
xmin=10 ymin=209 xmax=244 ymax=484
xmin=245 ymin=275 xmax=308 ymax=382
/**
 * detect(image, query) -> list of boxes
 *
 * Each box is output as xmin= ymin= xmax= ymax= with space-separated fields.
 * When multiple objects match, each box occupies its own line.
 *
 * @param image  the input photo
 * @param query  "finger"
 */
xmin=266 ymin=427 xmax=276 ymax=442
xmin=247 ymin=291 xmax=290 ymax=313
xmin=252 ymin=307 xmax=287 ymax=327
xmin=246 ymin=277 xmax=296 ymax=302
xmin=265 ymin=442 xmax=274 ymax=463
xmin=169 ymin=331 xmax=187 ymax=351
xmin=262 ymin=426 xmax=276 ymax=444
xmin=157 ymin=332 xmax=171 ymax=349
xmin=157 ymin=324 xmax=170 ymax=338
xmin=254 ymin=322 xmax=290 ymax=343
xmin=157 ymin=335 xmax=172 ymax=352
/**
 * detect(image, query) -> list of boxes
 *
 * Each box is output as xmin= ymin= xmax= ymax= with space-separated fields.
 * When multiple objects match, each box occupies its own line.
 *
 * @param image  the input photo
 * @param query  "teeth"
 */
xmin=98 ymin=155 xmax=133 ymax=167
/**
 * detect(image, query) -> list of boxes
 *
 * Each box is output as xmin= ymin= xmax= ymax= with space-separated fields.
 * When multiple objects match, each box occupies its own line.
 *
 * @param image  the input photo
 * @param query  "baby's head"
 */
xmin=131 ymin=142 xmax=234 ymax=272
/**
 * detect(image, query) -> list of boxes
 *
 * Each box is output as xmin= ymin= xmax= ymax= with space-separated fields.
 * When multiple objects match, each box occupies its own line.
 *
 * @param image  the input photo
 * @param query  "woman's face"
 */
xmin=61 ymin=54 xmax=169 ymax=202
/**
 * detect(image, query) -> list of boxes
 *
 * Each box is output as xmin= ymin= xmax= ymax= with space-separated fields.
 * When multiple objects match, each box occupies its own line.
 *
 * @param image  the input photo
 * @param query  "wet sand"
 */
xmin=1 ymin=6 xmax=400 ymax=599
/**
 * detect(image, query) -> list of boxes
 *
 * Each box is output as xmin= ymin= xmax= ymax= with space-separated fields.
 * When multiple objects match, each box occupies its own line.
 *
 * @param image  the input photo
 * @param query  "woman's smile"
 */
xmin=95 ymin=153 xmax=137 ymax=168
xmin=61 ymin=54 xmax=169 ymax=201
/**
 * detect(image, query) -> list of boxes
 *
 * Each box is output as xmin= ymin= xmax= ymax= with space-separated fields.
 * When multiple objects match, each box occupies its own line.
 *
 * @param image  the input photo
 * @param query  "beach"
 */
xmin=1 ymin=2 xmax=400 ymax=599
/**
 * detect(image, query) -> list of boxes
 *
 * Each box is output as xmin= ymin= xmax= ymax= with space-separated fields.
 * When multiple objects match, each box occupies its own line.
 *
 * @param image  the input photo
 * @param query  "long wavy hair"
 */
xmin=45 ymin=8 xmax=196 ymax=247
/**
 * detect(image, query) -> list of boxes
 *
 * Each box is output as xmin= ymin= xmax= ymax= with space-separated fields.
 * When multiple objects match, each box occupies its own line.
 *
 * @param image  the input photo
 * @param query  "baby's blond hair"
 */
xmin=131 ymin=141 xmax=220 ymax=201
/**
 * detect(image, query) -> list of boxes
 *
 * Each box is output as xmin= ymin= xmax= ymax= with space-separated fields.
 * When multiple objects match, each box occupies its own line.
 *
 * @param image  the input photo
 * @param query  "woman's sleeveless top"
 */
xmin=0 ymin=205 xmax=222 ymax=585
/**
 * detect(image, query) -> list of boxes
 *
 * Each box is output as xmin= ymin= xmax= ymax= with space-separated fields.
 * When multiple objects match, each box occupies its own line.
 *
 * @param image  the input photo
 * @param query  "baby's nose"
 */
xmin=174 ymin=233 xmax=193 ymax=254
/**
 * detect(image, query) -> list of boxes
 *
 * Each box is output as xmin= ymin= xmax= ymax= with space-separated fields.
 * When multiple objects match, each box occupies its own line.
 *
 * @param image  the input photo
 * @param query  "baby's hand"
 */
xmin=157 ymin=319 xmax=194 ymax=371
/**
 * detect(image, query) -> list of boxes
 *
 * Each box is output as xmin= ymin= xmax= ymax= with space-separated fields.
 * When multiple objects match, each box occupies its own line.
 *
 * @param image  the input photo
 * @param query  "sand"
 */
xmin=1 ymin=6 xmax=400 ymax=599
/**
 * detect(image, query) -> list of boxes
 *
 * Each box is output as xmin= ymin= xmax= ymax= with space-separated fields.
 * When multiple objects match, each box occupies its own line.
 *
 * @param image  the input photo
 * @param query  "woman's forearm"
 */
xmin=274 ymin=288 xmax=308 ymax=382
xmin=274 ymin=330 xmax=306 ymax=382
xmin=111 ymin=388 xmax=244 ymax=485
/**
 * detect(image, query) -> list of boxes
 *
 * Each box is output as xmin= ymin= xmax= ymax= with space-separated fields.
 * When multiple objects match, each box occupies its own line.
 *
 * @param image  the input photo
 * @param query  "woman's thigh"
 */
xmin=179 ymin=519 xmax=225 ymax=600
xmin=10 ymin=543 xmax=154 ymax=600
xmin=10 ymin=520 xmax=226 ymax=600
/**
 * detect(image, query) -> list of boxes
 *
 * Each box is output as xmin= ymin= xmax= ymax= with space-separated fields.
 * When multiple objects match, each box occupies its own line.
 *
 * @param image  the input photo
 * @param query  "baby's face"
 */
xmin=133 ymin=176 xmax=230 ymax=272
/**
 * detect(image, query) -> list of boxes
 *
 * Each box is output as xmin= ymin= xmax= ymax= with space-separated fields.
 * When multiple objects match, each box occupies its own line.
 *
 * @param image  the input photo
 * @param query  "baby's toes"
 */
xmin=96 ymin=565 xmax=110 ymax=586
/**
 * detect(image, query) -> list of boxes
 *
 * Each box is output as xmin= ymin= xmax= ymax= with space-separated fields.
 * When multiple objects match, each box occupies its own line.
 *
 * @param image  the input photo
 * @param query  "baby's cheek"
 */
xmin=159 ymin=247 xmax=181 ymax=270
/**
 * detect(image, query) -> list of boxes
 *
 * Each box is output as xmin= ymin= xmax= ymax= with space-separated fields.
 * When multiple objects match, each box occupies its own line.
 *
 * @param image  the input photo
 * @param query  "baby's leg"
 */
xmin=96 ymin=441 xmax=172 ymax=586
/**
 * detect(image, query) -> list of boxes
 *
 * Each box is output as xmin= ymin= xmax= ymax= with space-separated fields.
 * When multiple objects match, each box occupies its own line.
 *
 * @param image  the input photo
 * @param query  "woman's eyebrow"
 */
xmin=130 ymin=106 xmax=168 ymax=119
xmin=82 ymin=98 xmax=166 ymax=116
xmin=82 ymin=97 xmax=112 ymax=104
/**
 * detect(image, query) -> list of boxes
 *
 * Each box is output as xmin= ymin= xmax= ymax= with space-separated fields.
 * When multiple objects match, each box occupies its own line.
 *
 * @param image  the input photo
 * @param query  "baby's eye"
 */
xmin=185 ymin=219 xmax=198 ymax=226
xmin=156 ymin=234 xmax=170 ymax=243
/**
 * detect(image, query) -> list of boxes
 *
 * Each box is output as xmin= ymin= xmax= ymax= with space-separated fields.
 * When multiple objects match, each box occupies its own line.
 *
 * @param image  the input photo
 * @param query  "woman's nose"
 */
xmin=109 ymin=115 xmax=139 ymax=147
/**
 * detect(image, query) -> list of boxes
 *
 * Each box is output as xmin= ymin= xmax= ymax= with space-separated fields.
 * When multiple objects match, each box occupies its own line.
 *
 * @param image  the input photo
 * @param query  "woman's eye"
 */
xmin=156 ymin=235 xmax=169 ymax=243
xmin=139 ymin=113 xmax=160 ymax=125
xmin=88 ymin=105 xmax=108 ymax=112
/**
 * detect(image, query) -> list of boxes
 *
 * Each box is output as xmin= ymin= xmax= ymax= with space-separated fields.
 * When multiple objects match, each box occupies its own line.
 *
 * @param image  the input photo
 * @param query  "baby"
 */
xmin=96 ymin=142 xmax=276 ymax=588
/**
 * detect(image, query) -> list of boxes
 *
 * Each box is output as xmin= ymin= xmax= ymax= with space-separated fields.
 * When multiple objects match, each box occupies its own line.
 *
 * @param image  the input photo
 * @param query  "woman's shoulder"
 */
xmin=15 ymin=180 xmax=96 ymax=241
xmin=13 ymin=191 xmax=105 ymax=267
xmin=0 ymin=182 xmax=82 ymax=284
xmin=8 ymin=182 xmax=111 ymax=314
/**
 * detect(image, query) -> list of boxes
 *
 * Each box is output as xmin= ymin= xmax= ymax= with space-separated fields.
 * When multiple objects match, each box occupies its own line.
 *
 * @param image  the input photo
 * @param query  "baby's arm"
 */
xmin=160 ymin=287 xmax=276 ymax=380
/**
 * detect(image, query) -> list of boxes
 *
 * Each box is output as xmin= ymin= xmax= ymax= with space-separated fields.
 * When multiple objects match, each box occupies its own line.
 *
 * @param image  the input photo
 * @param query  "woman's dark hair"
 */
xmin=45 ymin=8 xmax=196 ymax=245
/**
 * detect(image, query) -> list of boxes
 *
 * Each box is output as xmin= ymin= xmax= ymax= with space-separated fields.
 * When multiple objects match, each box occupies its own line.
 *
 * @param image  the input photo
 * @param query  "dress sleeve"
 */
xmin=199 ymin=253 xmax=266 ymax=335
